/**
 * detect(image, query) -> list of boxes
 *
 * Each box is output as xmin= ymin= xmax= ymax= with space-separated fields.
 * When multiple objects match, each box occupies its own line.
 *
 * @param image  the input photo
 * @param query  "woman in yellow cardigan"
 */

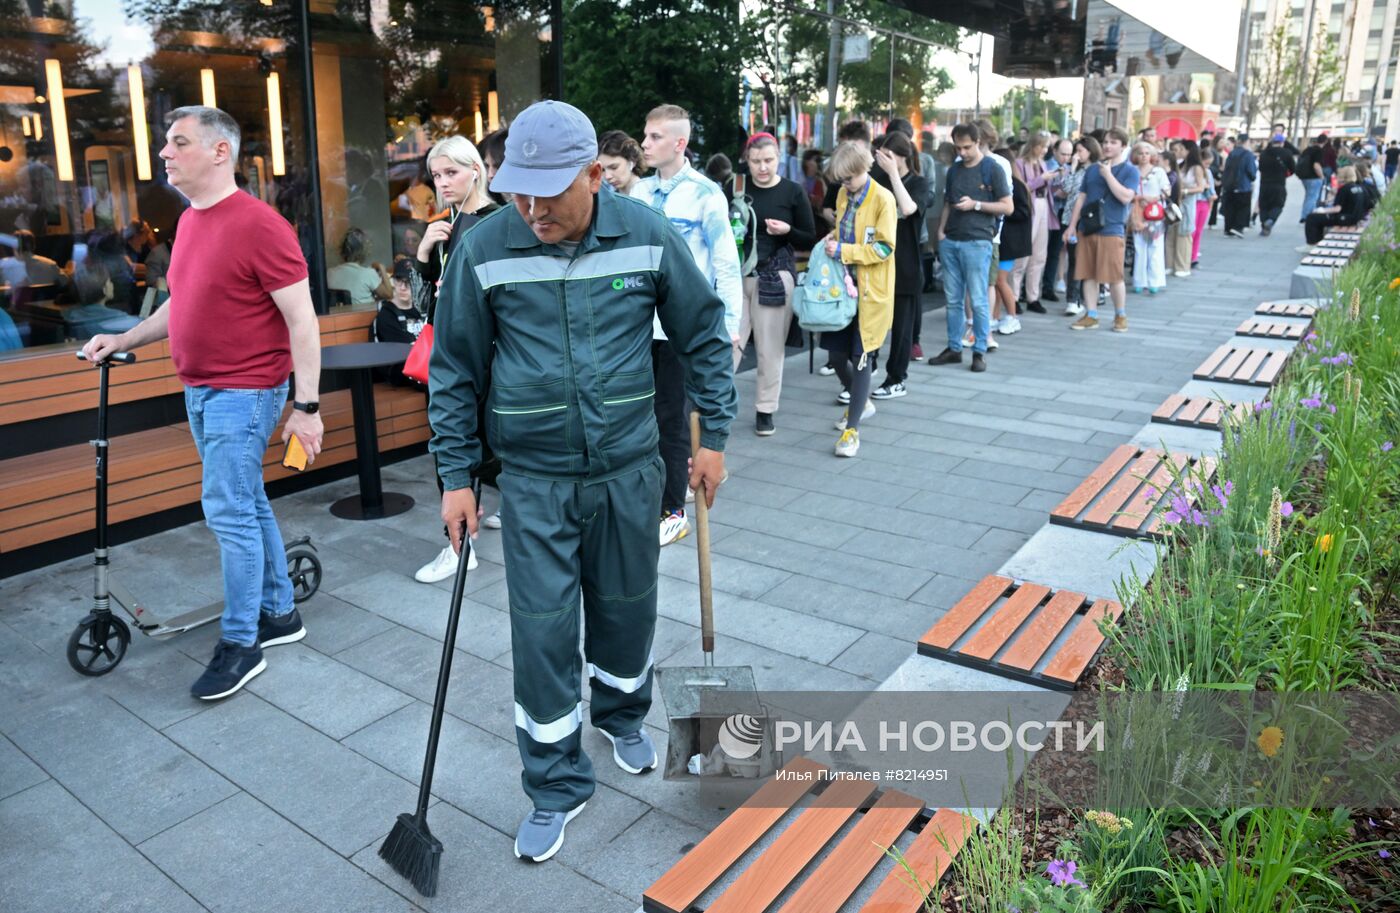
xmin=820 ymin=141 xmax=897 ymax=458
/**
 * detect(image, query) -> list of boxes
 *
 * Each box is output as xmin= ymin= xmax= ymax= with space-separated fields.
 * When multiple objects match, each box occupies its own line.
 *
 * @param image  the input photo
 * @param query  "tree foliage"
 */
xmin=744 ymin=0 xmax=958 ymax=119
xmin=1244 ymin=19 xmax=1294 ymax=131
xmin=1294 ymin=24 xmax=1344 ymax=136
xmin=993 ymin=85 xmax=1071 ymax=138
xmin=563 ymin=0 xmax=753 ymax=158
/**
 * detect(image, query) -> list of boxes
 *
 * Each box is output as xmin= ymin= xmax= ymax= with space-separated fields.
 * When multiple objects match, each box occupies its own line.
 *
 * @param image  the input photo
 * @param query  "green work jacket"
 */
xmin=429 ymin=185 xmax=736 ymax=488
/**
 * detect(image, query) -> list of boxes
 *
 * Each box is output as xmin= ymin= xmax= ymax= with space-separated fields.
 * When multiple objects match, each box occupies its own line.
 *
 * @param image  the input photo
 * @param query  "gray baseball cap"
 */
xmin=489 ymin=100 xmax=598 ymax=198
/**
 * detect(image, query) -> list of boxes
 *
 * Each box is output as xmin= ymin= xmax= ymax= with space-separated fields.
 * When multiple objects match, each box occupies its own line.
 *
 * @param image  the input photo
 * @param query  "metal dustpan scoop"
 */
xmin=658 ymin=415 xmax=762 ymax=779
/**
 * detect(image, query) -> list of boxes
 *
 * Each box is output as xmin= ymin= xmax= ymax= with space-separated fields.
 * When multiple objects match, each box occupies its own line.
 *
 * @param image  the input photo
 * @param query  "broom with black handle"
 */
xmin=379 ymin=481 xmax=479 ymax=897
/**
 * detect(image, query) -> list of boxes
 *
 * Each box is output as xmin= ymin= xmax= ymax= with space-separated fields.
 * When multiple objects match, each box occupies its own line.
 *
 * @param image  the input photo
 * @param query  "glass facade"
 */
xmin=0 ymin=0 xmax=556 ymax=356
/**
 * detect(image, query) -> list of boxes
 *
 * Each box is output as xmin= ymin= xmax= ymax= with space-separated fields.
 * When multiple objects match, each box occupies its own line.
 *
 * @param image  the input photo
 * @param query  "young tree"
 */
xmin=1293 ymin=24 xmax=1345 ymax=137
xmin=1245 ymin=19 xmax=1297 ymax=133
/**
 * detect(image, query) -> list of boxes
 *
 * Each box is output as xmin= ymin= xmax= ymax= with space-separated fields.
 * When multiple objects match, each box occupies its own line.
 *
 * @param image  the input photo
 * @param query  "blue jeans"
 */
xmin=940 ymin=237 xmax=992 ymax=354
xmin=1300 ymin=178 xmax=1323 ymax=221
xmin=185 ymin=383 xmax=293 ymax=646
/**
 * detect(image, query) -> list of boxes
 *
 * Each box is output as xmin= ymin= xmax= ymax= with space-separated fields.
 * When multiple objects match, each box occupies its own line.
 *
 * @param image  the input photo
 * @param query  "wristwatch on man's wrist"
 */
xmin=974 ymin=200 xmax=982 ymax=212
xmin=292 ymin=400 xmax=320 ymax=414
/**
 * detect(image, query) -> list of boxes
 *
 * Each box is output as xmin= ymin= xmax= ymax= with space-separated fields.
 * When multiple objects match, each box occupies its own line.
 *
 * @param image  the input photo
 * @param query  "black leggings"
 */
xmin=833 ymin=354 xmax=873 ymax=430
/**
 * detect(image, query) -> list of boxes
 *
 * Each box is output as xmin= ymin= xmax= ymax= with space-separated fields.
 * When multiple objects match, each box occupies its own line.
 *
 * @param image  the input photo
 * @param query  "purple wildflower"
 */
xmin=1304 ymin=332 xmax=1319 ymax=342
xmin=1046 ymin=859 xmax=1087 ymax=889
xmin=1191 ymin=508 xmax=1208 ymax=526
xmin=1301 ymin=396 xmax=1323 ymax=409
xmin=1288 ymin=420 xmax=1297 ymax=444
xmin=1164 ymin=510 xmax=1183 ymax=524
xmin=1327 ymin=403 xmax=1337 ymax=414
xmin=1382 ymin=849 xmax=1393 ymax=860
xmin=1253 ymin=400 xmax=1273 ymax=413
xmin=1383 ymin=441 xmax=1395 ymax=453
xmin=1144 ymin=486 xmax=1157 ymax=499
xmin=1369 ymin=817 xmax=1378 ymax=827
xmin=1280 ymin=502 xmax=1294 ymax=517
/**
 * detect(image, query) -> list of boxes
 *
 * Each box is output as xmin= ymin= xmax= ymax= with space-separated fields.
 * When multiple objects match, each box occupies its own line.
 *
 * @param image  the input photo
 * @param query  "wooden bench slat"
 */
xmin=919 ymin=575 xmax=1012 ymax=650
xmin=1050 ymin=443 xmax=1136 ymax=522
xmin=1193 ymin=344 xmax=1231 ymax=377
xmin=856 ymin=808 xmax=975 ymax=913
xmin=1176 ymin=397 xmax=1209 ymax=423
xmin=643 ymin=757 xmax=824 ymax=913
xmin=1081 ymin=450 xmax=1160 ymax=527
xmin=1233 ymin=348 xmax=1267 ymax=383
xmin=1211 ymin=347 xmax=1250 ymax=380
xmin=707 ymin=778 xmax=876 ymax=913
xmin=1256 ymin=350 xmax=1289 ymax=385
xmin=773 ymin=791 xmax=923 ymax=913
xmin=1110 ymin=452 xmax=1183 ymax=531
xmin=998 ymin=590 xmax=1086 ymax=672
xmin=1041 ymin=599 xmax=1125 ymax=686
xmin=960 ymin=583 xmax=1050 ymax=661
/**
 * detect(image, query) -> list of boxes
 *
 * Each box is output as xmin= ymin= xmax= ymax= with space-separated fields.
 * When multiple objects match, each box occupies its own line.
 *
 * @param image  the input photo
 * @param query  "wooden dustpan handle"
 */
xmin=689 ymin=411 xmax=715 ymax=655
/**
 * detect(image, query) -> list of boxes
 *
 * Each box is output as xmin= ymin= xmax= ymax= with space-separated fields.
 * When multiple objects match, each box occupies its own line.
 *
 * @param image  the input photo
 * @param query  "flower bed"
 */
xmin=912 ymin=196 xmax=1400 ymax=912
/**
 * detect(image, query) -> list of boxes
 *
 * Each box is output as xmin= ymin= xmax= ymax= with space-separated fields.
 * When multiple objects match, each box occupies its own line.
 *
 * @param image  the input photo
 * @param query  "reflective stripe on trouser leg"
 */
xmin=582 ymin=456 xmax=664 ymax=738
xmin=497 ymin=469 xmax=594 ymax=812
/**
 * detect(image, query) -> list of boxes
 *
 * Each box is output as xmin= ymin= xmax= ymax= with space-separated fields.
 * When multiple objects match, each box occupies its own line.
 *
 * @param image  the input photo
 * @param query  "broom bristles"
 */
xmin=379 ymin=811 xmax=443 ymax=897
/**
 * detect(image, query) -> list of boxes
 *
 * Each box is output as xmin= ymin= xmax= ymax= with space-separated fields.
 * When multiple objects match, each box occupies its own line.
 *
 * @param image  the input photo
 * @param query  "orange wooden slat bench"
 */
xmin=917 ymin=575 xmax=1125 ymax=690
xmin=1048 ymin=443 xmax=1218 ymax=540
xmin=1234 ymin=317 xmax=1309 ymax=340
xmin=643 ymin=757 xmax=975 ymax=913
xmin=1193 ymin=343 xmax=1289 ymax=387
xmin=1301 ymin=255 xmax=1350 ymax=268
xmin=1150 ymin=394 xmax=1249 ymax=431
xmin=0 ymin=384 xmax=428 ymax=554
xmin=1325 ymin=224 xmax=1364 ymax=234
xmin=1255 ymin=301 xmax=1317 ymax=318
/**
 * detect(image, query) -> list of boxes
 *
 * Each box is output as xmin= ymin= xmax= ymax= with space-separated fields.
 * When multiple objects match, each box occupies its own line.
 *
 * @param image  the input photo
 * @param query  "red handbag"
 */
xmin=402 ymin=324 xmax=433 ymax=385
xmin=1143 ymin=199 xmax=1166 ymax=221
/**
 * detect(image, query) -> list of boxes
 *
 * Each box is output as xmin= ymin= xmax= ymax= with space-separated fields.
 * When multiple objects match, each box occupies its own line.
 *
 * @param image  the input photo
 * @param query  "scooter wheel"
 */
xmin=287 ymin=545 xmax=322 ymax=604
xmin=66 ymin=613 xmax=131 ymax=677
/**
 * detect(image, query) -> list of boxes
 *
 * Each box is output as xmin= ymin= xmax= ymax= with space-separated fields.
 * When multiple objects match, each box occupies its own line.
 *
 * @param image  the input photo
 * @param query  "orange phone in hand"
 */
xmin=282 ymin=435 xmax=308 ymax=472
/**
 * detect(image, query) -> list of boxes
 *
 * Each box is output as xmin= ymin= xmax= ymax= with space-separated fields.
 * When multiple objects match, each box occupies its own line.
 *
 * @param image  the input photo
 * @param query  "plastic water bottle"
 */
xmin=731 ymin=211 xmax=744 ymax=260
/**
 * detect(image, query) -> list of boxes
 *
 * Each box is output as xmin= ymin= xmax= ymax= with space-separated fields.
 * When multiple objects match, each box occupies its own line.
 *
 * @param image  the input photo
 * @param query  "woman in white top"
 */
xmin=326 ymin=228 xmax=392 ymax=306
xmin=1130 ymin=143 xmax=1171 ymax=294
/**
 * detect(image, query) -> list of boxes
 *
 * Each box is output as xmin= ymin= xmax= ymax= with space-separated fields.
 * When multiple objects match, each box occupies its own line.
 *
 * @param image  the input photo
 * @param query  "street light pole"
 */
xmin=824 ymin=0 xmax=840 ymax=148
xmin=1291 ymin=0 xmax=1317 ymax=139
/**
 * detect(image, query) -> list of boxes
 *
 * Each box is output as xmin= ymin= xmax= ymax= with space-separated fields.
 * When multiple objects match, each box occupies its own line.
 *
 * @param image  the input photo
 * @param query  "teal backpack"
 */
xmin=794 ymin=245 xmax=857 ymax=332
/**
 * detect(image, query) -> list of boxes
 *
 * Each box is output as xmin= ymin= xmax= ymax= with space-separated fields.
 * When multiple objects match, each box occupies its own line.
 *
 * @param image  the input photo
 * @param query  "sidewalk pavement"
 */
xmin=0 ymin=198 xmax=1305 ymax=913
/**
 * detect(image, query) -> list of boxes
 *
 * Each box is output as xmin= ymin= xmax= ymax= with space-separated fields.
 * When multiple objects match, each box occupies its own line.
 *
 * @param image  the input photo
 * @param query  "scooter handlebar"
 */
xmin=76 ymin=351 xmax=136 ymax=365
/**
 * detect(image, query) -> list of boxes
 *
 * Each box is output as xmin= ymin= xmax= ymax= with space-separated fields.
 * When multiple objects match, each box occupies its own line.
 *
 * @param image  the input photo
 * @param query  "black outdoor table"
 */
xmin=321 ymin=341 xmax=415 ymax=521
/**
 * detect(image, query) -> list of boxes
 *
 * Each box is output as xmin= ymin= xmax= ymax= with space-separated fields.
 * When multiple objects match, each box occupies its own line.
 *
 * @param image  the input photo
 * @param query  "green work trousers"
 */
xmin=498 ymin=455 xmax=664 ymax=811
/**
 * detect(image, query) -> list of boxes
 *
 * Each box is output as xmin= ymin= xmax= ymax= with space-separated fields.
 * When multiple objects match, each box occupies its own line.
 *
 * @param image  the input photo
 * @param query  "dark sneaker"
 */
xmin=755 ymin=411 xmax=775 ymax=436
xmin=1042 ymin=290 xmax=1059 ymax=303
xmin=191 ymin=641 xmax=266 ymax=701
xmin=603 ymin=729 xmax=657 ymax=774
xmin=1026 ymin=301 xmax=1048 ymax=314
xmin=910 ymin=343 xmax=923 ymax=359
xmin=871 ymin=382 xmax=907 ymax=399
xmin=258 ymin=608 xmax=306 ymax=648
xmin=514 ymin=803 xmax=586 ymax=862
xmin=927 ymin=347 xmax=962 ymax=366
xmin=970 ymin=353 xmax=987 ymax=373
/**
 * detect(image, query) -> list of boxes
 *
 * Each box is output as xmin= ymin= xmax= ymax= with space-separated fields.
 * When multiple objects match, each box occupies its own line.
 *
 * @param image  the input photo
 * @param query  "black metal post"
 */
xmin=550 ymin=0 xmax=565 ymax=99
xmin=94 ymin=364 xmax=109 ymax=553
xmin=295 ymin=0 xmax=330 ymax=313
xmin=348 ymin=368 xmax=383 ymax=515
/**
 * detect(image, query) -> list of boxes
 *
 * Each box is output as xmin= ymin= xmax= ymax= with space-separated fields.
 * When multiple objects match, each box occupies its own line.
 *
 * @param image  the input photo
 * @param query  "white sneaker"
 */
xmin=685 ymin=487 xmax=694 ymax=503
xmin=987 ymin=335 xmax=999 ymax=350
xmin=818 ymin=364 xmax=836 ymax=376
xmin=1173 ymin=270 xmax=1191 ymax=278
xmin=659 ymin=510 xmax=689 ymax=546
xmin=1064 ymin=301 xmax=1085 ymax=316
xmin=1054 ymin=279 xmax=1066 ymax=294
xmin=834 ymin=401 xmax=876 ymax=430
xmin=482 ymin=511 xmax=502 ymax=530
xmin=961 ymin=329 xmax=976 ymax=348
xmin=836 ymin=389 xmax=850 ymax=405
xmin=414 ymin=544 xmax=477 ymax=583
xmin=834 ymin=427 xmax=860 ymax=457
xmin=996 ymin=316 xmax=1021 ymax=335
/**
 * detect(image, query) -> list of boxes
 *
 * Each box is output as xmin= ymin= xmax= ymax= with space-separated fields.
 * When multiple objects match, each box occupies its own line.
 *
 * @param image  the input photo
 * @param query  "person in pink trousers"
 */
xmin=1192 ymin=146 xmax=1215 ymax=267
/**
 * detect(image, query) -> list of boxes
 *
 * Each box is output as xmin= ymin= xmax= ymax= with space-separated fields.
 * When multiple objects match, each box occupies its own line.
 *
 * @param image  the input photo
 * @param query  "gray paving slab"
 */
xmin=760 ymin=574 xmax=948 ymax=643
xmin=1228 ymin=334 xmax=1299 ymax=352
xmin=330 ymin=569 xmax=513 ymax=660
xmin=830 ymin=630 xmax=916 ymax=682
xmin=0 ymin=779 xmax=207 ymax=913
xmin=349 ymin=797 xmax=636 ymax=913
xmin=140 ymin=792 xmax=419 ymax=913
xmin=712 ymin=529 xmax=933 ymax=600
xmin=245 ymin=643 xmax=415 ymax=740
xmin=0 ymin=734 xmax=46 ymax=800
xmin=655 ymin=539 xmax=793 ymax=600
xmin=5 ymin=694 xmax=237 ymax=844
xmin=1290 ymin=265 xmax=1333 ymax=298
xmin=1177 ymin=378 xmax=1271 ymax=403
xmin=1129 ymin=422 xmax=1224 ymax=456
xmin=996 ymin=524 xmax=1159 ymax=605
xmin=164 ymin=694 xmax=420 ymax=855
xmin=878 ymin=651 xmax=1052 ymax=693
xmin=297 ymin=591 xmax=397 ymax=656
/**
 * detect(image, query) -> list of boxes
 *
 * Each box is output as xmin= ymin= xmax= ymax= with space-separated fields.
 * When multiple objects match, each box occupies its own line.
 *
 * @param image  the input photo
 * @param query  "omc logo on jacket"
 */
xmin=611 ymin=275 xmax=646 ymax=290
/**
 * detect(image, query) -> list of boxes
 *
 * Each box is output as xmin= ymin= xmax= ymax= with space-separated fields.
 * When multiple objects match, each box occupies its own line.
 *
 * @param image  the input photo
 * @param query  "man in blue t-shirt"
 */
xmin=1064 ymin=127 xmax=1138 ymax=332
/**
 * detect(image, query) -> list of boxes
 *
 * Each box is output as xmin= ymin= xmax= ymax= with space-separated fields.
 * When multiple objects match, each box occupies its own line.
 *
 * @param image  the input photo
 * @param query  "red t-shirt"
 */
xmin=166 ymin=190 xmax=308 ymax=388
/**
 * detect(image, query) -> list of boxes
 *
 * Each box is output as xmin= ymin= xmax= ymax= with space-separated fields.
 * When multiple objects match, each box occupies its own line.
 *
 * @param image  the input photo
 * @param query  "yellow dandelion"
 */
xmin=1389 ymin=277 xmax=1400 ymax=291
xmin=1257 ymin=725 xmax=1285 ymax=758
xmin=1318 ymin=533 xmax=1335 ymax=553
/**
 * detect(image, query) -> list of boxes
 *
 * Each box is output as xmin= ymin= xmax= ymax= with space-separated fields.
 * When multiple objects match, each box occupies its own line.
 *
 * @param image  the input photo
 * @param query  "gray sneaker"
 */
xmin=514 ymin=802 xmax=586 ymax=862
xmin=603 ymin=729 xmax=657 ymax=774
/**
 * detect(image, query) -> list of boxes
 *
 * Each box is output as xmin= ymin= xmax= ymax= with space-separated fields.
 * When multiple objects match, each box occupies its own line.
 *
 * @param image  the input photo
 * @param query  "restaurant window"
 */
xmin=308 ymin=0 xmax=554 ymax=312
xmin=0 ymin=0 xmax=316 ymax=356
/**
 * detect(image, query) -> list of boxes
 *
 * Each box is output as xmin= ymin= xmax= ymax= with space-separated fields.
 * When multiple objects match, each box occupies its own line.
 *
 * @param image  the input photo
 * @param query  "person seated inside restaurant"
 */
xmin=371 ymin=258 xmax=427 ymax=385
xmin=123 ymin=219 xmax=154 ymax=264
xmin=327 ymin=226 xmax=393 ymax=306
xmin=86 ymin=228 xmax=139 ymax=312
xmin=63 ymin=262 xmax=139 ymax=341
xmin=1 ymin=229 xmax=66 ymax=291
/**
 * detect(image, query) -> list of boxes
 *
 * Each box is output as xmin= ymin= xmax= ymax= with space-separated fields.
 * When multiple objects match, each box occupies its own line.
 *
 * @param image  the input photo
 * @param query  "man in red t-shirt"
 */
xmin=84 ymin=106 xmax=323 ymax=701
